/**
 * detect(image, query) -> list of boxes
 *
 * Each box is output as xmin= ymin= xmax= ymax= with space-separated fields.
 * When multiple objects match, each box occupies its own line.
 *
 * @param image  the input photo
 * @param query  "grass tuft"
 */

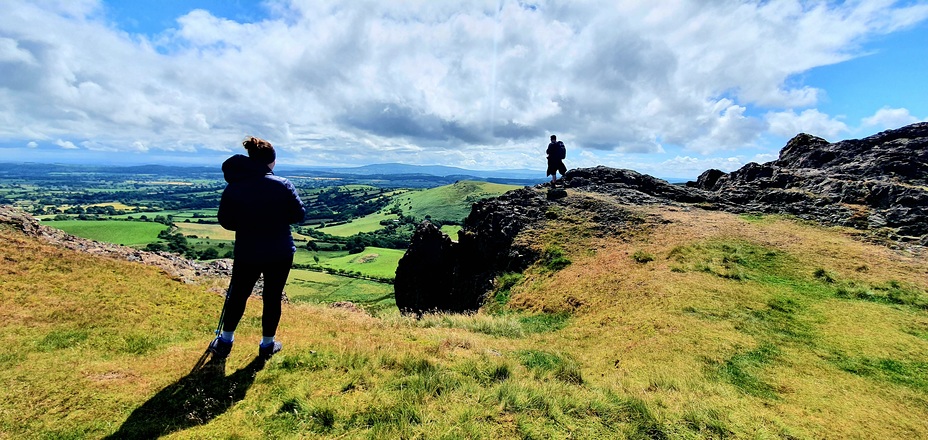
xmin=632 ymin=250 xmax=655 ymax=263
xmin=813 ymin=267 xmax=835 ymax=283
xmin=517 ymin=350 xmax=584 ymax=384
xmin=540 ymin=245 xmax=571 ymax=272
xmin=829 ymin=353 xmax=928 ymax=393
xmin=518 ymin=312 xmax=570 ymax=334
xmin=712 ymin=343 xmax=781 ymax=399
xmin=36 ymin=329 xmax=88 ymax=351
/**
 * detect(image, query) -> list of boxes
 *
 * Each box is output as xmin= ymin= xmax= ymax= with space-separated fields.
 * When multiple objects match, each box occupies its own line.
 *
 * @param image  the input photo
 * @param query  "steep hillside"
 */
xmin=2 ymin=124 xmax=927 ymax=439
xmin=3 ymin=197 xmax=928 ymax=438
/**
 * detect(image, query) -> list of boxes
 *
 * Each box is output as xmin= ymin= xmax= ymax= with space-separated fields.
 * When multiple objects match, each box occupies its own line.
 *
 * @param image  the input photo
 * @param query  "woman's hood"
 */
xmin=222 ymin=154 xmax=271 ymax=183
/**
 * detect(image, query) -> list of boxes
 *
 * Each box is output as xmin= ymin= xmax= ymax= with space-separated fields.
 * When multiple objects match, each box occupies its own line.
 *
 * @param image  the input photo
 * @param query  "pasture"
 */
xmin=316 ymin=211 xmax=397 ymax=237
xmin=43 ymin=220 xmax=167 ymax=247
xmin=285 ymin=268 xmax=395 ymax=311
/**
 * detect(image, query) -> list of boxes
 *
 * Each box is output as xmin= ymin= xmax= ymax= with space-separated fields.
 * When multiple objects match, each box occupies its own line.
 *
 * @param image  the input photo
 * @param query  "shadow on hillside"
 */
xmin=104 ymin=351 xmax=265 ymax=439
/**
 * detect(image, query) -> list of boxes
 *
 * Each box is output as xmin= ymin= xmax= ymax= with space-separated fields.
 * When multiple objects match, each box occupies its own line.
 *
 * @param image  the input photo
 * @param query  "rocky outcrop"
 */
xmin=689 ymin=122 xmax=928 ymax=240
xmin=394 ymin=181 xmax=653 ymax=315
xmin=396 ymin=123 xmax=928 ymax=314
xmin=0 ymin=205 xmax=273 ymax=297
xmin=394 ymin=188 xmax=550 ymax=315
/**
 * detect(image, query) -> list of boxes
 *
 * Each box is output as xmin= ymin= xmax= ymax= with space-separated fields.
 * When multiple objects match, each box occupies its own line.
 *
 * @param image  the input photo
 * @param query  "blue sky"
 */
xmin=2 ymin=0 xmax=926 ymax=179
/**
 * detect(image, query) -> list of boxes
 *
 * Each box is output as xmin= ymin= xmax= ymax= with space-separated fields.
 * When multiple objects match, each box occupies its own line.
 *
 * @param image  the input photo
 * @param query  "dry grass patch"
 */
xmin=3 ymin=204 xmax=928 ymax=439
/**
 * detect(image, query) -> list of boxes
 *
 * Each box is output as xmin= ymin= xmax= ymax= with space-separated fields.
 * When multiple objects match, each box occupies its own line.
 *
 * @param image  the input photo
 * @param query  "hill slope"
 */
xmin=2 ymin=199 xmax=927 ymax=438
xmin=391 ymin=180 xmax=522 ymax=222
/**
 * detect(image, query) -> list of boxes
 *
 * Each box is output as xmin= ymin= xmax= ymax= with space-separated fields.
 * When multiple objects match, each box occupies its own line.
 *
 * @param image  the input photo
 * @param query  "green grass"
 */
xmin=318 ymin=211 xmax=397 ymax=237
xmin=4 ymin=205 xmax=928 ymax=439
xmin=391 ymin=180 xmax=520 ymax=222
xmin=175 ymin=222 xmax=235 ymax=240
xmin=316 ymin=246 xmax=405 ymax=279
xmin=711 ymin=343 xmax=781 ymax=399
xmin=539 ymin=245 xmax=571 ymax=272
xmin=44 ymin=219 xmax=168 ymax=246
xmin=286 ymin=269 xmax=395 ymax=311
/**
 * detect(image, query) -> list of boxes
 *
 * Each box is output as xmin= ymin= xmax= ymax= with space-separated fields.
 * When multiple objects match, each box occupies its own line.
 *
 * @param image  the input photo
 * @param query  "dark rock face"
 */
xmin=396 ymin=123 xmax=926 ymax=314
xmin=394 ymin=221 xmax=461 ymax=314
xmin=394 ymin=189 xmax=548 ymax=315
xmin=563 ymin=166 xmax=708 ymax=204
xmin=691 ymin=122 xmax=928 ymax=238
xmin=394 ymin=180 xmax=651 ymax=315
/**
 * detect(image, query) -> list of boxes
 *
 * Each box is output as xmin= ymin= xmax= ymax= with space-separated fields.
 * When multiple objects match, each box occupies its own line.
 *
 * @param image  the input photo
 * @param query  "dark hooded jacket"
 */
xmin=218 ymin=155 xmax=305 ymax=263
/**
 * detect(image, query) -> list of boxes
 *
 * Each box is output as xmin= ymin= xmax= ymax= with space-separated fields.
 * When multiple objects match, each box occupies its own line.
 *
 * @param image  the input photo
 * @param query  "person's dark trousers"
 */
xmin=221 ymin=255 xmax=294 ymax=337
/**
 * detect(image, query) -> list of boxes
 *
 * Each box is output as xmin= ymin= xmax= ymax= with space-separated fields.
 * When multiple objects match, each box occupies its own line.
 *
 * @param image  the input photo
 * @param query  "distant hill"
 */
xmin=391 ymin=180 xmax=522 ymax=223
xmin=285 ymin=162 xmax=544 ymax=180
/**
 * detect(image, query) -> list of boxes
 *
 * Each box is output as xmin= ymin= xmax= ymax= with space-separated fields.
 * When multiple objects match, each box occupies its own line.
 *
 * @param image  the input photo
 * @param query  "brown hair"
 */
xmin=243 ymin=136 xmax=276 ymax=164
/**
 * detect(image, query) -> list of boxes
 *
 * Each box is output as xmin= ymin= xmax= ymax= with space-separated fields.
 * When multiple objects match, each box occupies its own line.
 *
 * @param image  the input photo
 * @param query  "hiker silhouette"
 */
xmin=104 ymin=353 xmax=266 ymax=439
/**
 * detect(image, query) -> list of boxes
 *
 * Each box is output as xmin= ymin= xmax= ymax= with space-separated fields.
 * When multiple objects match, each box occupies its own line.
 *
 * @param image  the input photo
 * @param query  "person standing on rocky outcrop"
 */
xmin=546 ymin=134 xmax=567 ymax=187
xmin=210 ymin=136 xmax=305 ymax=361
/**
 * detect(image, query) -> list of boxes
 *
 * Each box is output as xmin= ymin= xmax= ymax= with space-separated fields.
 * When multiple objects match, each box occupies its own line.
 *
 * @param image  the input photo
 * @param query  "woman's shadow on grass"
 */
xmin=105 ymin=350 xmax=266 ymax=439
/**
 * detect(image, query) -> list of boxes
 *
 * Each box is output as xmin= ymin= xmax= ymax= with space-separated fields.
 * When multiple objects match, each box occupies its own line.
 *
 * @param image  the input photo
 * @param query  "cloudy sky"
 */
xmin=2 ymin=0 xmax=927 ymax=179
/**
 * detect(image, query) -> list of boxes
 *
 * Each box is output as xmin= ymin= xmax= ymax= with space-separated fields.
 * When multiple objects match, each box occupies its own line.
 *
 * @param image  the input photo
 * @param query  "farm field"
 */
xmin=293 ymin=247 xmax=404 ymax=280
xmin=317 ymin=210 xmax=397 ymax=237
xmin=175 ymin=222 xmax=235 ymax=241
xmin=317 ymin=247 xmax=405 ymax=279
xmin=285 ymin=268 xmax=395 ymax=311
xmin=43 ymin=220 xmax=167 ymax=247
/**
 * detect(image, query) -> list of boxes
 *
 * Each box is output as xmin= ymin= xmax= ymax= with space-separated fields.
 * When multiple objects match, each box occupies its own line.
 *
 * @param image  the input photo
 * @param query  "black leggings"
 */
xmin=221 ymin=255 xmax=293 ymax=337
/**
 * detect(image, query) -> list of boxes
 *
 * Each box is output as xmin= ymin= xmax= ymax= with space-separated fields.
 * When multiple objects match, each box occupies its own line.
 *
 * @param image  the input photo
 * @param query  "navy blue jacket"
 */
xmin=218 ymin=155 xmax=305 ymax=263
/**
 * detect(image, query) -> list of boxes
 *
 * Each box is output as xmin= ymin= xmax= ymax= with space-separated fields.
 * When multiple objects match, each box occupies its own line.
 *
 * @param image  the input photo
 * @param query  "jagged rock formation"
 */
xmin=394 ymin=188 xmax=550 ymax=315
xmin=689 ymin=122 xmax=928 ymax=240
xmin=395 ymin=183 xmax=658 ymax=315
xmin=396 ymin=123 xmax=928 ymax=314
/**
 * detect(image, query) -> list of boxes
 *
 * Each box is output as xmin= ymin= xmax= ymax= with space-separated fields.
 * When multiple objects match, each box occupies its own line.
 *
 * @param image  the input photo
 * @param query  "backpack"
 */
xmin=554 ymin=141 xmax=566 ymax=160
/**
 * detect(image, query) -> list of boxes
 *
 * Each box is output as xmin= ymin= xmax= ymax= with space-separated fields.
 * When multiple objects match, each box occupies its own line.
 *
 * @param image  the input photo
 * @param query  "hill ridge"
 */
xmin=396 ymin=123 xmax=927 ymax=314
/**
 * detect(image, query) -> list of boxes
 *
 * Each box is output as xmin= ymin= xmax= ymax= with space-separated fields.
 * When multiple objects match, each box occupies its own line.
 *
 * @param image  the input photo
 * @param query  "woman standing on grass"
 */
xmin=210 ymin=136 xmax=305 ymax=360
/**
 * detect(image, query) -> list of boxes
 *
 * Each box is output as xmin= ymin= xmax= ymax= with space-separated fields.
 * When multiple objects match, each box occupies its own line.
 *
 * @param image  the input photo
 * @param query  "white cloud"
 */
xmin=0 ymin=0 xmax=925 ymax=169
xmin=55 ymin=139 xmax=78 ymax=149
xmin=27 ymin=141 xmax=38 ymax=148
xmin=861 ymin=107 xmax=924 ymax=129
xmin=766 ymin=109 xmax=849 ymax=139
xmin=624 ymin=155 xmax=749 ymax=180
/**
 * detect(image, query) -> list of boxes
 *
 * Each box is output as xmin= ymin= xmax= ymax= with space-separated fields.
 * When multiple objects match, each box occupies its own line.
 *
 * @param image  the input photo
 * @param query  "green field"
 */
xmin=44 ymin=220 xmax=167 ymax=247
xmin=175 ymin=223 xmax=235 ymax=241
xmin=392 ymin=180 xmax=521 ymax=222
xmin=293 ymin=247 xmax=404 ymax=280
xmin=318 ymin=247 xmax=405 ymax=279
xmin=317 ymin=211 xmax=397 ymax=237
xmin=106 ymin=209 xmax=218 ymax=222
xmin=285 ymin=269 xmax=395 ymax=311
xmin=440 ymin=224 xmax=462 ymax=237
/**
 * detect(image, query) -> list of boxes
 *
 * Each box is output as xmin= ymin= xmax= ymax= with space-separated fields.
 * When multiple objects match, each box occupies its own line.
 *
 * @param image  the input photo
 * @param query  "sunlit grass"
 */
xmin=2 ymin=203 xmax=928 ymax=439
xmin=43 ymin=219 xmax=167 ymax=247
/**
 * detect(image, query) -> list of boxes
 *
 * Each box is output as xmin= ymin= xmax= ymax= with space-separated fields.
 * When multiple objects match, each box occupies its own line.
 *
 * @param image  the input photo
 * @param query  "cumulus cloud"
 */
xmin=766 ymin=109 xmax=849 ymax=139
xmin=55 ymin=139 xmax=78 ymax=149
xmin=27 ymin=141 xmax=38 ymax=148
xmin=0 ymin=0 xmax=926 ymax=173
xmin=861 ymin=107 xmax=924 ymax=129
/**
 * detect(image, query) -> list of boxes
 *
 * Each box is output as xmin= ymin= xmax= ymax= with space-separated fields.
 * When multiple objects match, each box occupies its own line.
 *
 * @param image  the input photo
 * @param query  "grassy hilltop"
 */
xmin=1 ymin=202 xmax=927 ymax=439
